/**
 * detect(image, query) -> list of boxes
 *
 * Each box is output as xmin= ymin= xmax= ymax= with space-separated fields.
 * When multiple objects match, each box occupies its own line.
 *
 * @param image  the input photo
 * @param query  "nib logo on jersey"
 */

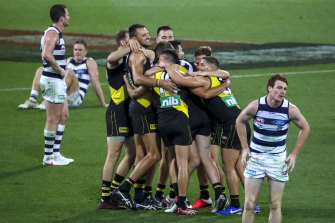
xmin=160 ymin=95 xmax=181 ymax=108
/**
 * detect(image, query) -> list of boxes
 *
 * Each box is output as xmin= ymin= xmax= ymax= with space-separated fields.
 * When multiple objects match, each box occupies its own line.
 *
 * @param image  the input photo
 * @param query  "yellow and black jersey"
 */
xmin=126 ymin=53 xmax=154 ymax=110
xmin=152 ymin=68 xmax=189 ymax=118
xmin=204 ymin=76 xmax=241 ymax=123
xmin=106 ymin=56 xmax=129 ymax=106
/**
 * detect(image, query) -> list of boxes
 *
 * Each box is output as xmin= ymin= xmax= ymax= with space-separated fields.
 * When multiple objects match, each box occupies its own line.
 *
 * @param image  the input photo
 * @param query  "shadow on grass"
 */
xmin=0 ymin=165 xmax=44 ymax=179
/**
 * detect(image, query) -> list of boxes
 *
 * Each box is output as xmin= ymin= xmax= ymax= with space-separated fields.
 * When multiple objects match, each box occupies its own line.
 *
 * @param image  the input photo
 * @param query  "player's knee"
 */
xmin=269 ymin=200 xmax=282 ymax=212
xmin=244 ymin=199 xmax=256 ymax=211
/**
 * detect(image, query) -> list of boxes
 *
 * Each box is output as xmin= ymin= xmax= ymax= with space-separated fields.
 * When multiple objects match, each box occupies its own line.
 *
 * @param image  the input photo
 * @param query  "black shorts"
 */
xmin=189 ymin=106 xmax=211 ymax=138
xmin=211 ymin=119 xmax=251 ymax=149
xmin=106 ymin=100 xmax=133 ymax=137
xmin=158 ymin=110 xmax=192 ymax=147
xmin=129 ymin=100 xmax=157 ymax=135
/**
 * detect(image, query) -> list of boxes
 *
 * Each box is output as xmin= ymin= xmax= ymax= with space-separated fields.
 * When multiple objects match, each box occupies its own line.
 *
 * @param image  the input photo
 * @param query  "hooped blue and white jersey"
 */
xmin=41 ymin=26 xmax=66 ymax=79
xmin=250 ymin=96 xmax=290 ymax=154
xmin=67 ymin=57 xmax=90 ymax=101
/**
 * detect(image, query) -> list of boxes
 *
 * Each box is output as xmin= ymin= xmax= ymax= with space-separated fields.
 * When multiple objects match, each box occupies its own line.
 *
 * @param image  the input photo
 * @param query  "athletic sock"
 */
xmin=172 ymin=183 xmax=179 ymax=197
xmin=230 ymin=194 xmax=240 ymax=208
xmin=144 ymin=186 xmax=152 ymax=198
xmin=29 ymin=90 xmax=39 ymax=103
xmin=222 ymin=186 xmax=227 ymax=199
xmin=119 ymin=177 xmax=134 ymax=193
xmin=134 ymin=176 xmax=145 ymax=203
xmin=111 ymin=173 xmax=125 ymax=192
xmin=155 ymin=183 xmax=166 ymax=199
xmin=200 ymin=185 xmax=210 ymax=199
xmin=101 ymin=180 xmax=111 ymax=202
xmin=53 ymin=124 xmax=65 ymax=156
xmin=169 ymin=184 xmax=175 ymax=198
xmin=178 ymin=196 xmax=187 ymax=210
xmin=212 ymin=182 xmax=223 ymax=200
xmin=44 ymin=130 xmax=56 ymax=159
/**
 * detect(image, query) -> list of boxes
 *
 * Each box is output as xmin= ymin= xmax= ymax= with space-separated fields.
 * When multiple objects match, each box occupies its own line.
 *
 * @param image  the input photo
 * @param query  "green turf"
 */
xmin=1 ymin=0 xmax=334 ymax=43
xmin=1 ymin=61 xmax=335 ymax=222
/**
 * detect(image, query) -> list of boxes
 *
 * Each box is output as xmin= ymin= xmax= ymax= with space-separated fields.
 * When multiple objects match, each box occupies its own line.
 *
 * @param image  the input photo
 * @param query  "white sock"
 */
xmin=29 ymin=90 xmax=39 ymax=103
xmin=53 ymin=124 xmax=66 ymax=157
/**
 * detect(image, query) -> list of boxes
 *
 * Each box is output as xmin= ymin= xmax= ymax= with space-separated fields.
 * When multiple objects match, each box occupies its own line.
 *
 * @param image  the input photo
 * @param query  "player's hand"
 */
xmin=129 ymin=38 xmax=141 ymax=52
xmin=60 ymin=69 xmax=66 ymax=78
xmin=103 ymin=103 xmax=109 ymax=108
xmin=241 ymin=148 xmax=251 ymax=166
xmin=160 ymin=79 xmax=179 ymax=94
xmin=286 ymin=153 xmax=297 ymax=172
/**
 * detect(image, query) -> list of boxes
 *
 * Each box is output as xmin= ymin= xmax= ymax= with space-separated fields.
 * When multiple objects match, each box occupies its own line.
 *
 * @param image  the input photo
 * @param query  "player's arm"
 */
xmin=144 ymin=66 xmax=164 ymax=76
xmin=164 ymin=64 xmax=207 ymax=88
xmin=123 ymin=74 xmax=148 ymax=99
xmin=107 ymin=47 xmax=131 ymax=69
xmin=191 ymin=79 xmax=230 ymax=99
xmin=192 ymin=69 xmax=230 ymax=79
xmin=236 ymin=100 xmax=258 ymax=166
xmin=87 ymin=58 xmax=108 ymax=107
xmin=130 ymin=53 xmax=178 ymax=93
xmin=41 ymin=31 xmax=65 ymax=78
xmin=286 ymin=103 xmax=310 ymax=172
xmin=65 ymin=57 xmax=72 ymax=69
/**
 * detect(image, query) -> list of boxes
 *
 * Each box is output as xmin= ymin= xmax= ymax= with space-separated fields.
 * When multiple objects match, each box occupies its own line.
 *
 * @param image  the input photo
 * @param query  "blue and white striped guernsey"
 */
xmin=40 ymin=26 xmax=66 ymax=79
xmin=67 ymin=58 xmax=90 ymax=101
xmin=250 ymin=96 xmax=290 ymax=154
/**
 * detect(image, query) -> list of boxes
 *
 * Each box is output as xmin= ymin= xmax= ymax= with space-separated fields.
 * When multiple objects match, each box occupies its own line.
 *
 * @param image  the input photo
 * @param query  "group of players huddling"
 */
xmin=99 ymin=24 xmax=255 ymax=216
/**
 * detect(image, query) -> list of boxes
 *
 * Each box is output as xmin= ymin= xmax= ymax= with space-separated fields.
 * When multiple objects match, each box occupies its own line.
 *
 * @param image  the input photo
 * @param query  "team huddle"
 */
xmin=26 ymin=4 xmax=310 ymax=223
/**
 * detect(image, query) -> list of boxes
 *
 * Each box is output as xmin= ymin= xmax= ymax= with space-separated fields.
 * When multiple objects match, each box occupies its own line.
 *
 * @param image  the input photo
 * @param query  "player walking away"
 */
xmin=40 ymin=4 xmax=72 ymax=166
xmin=236 ymin=74 xmax=310 ymax=223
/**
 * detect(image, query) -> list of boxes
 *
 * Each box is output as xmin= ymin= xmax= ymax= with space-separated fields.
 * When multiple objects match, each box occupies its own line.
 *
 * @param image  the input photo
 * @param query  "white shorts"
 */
xmin=40 ymin=76 xmax=67 ymax=103
xmin=244 ymin=151 xmax=289 ymax=182
xmin=67 ymin=89 xmax=82 ymax=108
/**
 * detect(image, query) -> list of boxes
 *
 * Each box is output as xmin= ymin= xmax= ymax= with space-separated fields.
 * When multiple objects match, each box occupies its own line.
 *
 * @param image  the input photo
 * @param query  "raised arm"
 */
xmin=236 ymin=99 xmax=258 ymax=166
xmin=41 ymin=30 xmax=66 ymax=78
xmin=87 ymin=58 xmax=108 ymax=107
xmin=286 ymin=103 xmax=310 ymax=172
xmin=107 ymin=47 xmax=131 ymax=69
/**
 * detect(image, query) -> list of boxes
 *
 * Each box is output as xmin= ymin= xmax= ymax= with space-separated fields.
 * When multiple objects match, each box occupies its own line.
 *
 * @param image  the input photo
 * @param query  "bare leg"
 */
xmin=32 ymin=67 xmax=43 ymax=92
xmin=268 ymin=178 xmax=285 ymax=223
xmin=210 ymin=145 xmax=226 ymax=188
xmin=115 ymin=137 xmax=136 ymax=177
xmin=188 ymin=140 xmax=201 ymax=175
xmin=175 ymin=145 xmax=190 ymax=197
xmin=103 ymin=139 xmax=124 ymax=181
xmin=242 ymin=178 xmax=263 ymax=223
xmin=64 ymin=70 xmax=79 ymax=96
xmin=222 ymin=148 xmax=240 ymax=195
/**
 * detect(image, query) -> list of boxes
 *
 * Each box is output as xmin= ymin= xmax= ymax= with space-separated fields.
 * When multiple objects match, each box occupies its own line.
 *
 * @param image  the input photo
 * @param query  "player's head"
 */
xmin=116 ymin=30 xmax=130 ymax=47
xmin=159 ymin=49 xmax=179 ymax=65
xmin=198 ymin=56 xmax=219 ymax=72
xmin=170 ymin=40 xmax=184 ymax=59
xmin=267 ymin=74 xmax=288 ymax=101
xmin=129 ymin=24 xmax=151 ymax=48
xmin=155 ymin=41 xmax=174 ymax=59
xmin=156 ymin=25 xmax=174 ymax=43
xmin=50 ymin=4 xmax=69 ymax=26
xmin=73 ymin=40 xmax=88 ymax=62
xmin=194 ymin=46 xmax=212 ymax=67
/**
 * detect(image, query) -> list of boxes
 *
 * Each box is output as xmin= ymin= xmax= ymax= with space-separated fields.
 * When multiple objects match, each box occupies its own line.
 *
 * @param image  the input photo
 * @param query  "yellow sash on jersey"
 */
xmin=110 ymin=85 xmax=129 ymax=105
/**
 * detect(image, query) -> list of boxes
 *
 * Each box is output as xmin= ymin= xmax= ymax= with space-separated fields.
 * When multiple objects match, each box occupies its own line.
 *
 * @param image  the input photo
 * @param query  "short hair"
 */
xmin=74 ymin=39 xmax=87 ymax=49
xmin=169 ymin=40 xmax=181 ymax=52
xmin=202 ymin=56 xmax=219 ymax=69
xmin=194 ymin=46 xmax=212 ymax=57
xmin=161 ymin=49 xmax=179 ymax=64
xmin=129 ymin=24 xmax=146 ymax=38
xmin=155 ymin=41 xmax=174 ymax=58
xmin=115 ymin=30 xmax=129 ymax=46
xmin=50 ymin=4 xmax=67 ymax=23
xmin=157 ymin=25 xmax=173 ymax=36
xmin=267 ymin=74 xmax=288 ymax=92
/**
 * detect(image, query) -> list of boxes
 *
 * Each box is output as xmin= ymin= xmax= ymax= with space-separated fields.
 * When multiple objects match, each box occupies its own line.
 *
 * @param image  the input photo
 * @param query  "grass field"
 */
xmin=1 ymin=0 xmax=335 ymax=222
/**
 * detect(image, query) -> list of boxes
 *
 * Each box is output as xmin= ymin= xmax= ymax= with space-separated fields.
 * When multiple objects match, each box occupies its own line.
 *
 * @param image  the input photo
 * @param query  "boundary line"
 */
xmin=0 ymin=69 xmax=334 ymax=92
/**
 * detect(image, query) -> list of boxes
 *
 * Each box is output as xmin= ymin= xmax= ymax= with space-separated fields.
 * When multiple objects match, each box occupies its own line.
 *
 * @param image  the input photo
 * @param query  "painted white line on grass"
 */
xmin=0 ymin=69 xmax=334 ymax=92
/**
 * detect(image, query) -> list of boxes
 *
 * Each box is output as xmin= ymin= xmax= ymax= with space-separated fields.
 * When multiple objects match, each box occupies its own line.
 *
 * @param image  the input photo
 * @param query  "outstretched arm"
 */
xmin=286 ymin=104 xmax=310 ymax=172
xmin=164 ymin=64 xmax=207 ymax=88
xmin=87 ymin=58 xmax=108 ymax=107
xmin=191 ymin=69 xmax=230 ymax=79
xmin=191 ymin=79 xmax=230 ymax=99
xmin=236 ymin=100 xmax=258 ymax=166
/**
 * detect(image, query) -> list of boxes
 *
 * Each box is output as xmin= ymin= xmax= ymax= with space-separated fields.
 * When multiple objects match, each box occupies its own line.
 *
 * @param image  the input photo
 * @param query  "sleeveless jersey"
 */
xmin=250 ymin=96 xmax=290 ymax=154
xmin=152 ymin=67 xmax=189 ymax=118
xmin=126 ymin=53 xmax=154 ymax=109
xmin=106 ymin=56 xmax=129 ymax=106
xmin=204 ymin=76 xmax=241 ymax=123
xmin=67 ymin=57 xmax=90 ymax=101
xmin=40 ymin=26 xmax=66 ymax=79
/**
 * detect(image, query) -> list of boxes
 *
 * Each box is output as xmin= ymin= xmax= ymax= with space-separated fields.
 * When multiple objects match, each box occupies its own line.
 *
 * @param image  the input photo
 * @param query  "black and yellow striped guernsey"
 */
xmin=106 ymin=56 xmax=129 ymax=106
xmin=205 ymin=76 xmax=241 ymax=123
xmin=152 ymin=66 xmax=189 ymax=118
